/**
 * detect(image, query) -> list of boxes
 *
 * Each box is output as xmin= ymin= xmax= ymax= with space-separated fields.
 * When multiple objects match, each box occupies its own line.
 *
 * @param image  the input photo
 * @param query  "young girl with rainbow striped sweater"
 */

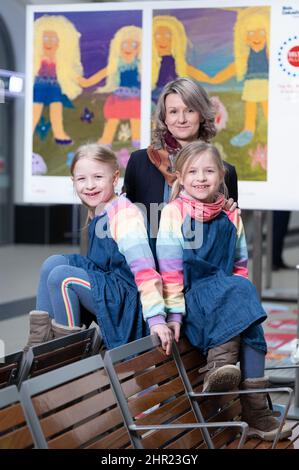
xmin=24 ymin=143 xmax=173 ymax=354
xmin=156 ymin=141 xmax=291 ymax=441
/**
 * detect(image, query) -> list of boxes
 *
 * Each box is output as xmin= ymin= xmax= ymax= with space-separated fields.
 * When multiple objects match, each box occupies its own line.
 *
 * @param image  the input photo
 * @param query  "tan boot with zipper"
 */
xmin=200 ymin=335 xmax=241 ymax=392
xmin=24 ymin=310 xmax=53 ymax=351
xmin=240 ymin=376 xmax=292 ymax=441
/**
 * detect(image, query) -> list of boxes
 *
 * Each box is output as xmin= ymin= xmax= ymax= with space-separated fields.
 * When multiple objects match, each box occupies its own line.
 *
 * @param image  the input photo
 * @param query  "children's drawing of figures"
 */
xmin=152 ymin=15 xmax=211 ymax=102
xmin=79 ymin=25 xmax=142 ymax=149
xmin=209 ymin=7 xmax=270 ymax=147
xmin=33 ymin=15 xmax=83 ymax=145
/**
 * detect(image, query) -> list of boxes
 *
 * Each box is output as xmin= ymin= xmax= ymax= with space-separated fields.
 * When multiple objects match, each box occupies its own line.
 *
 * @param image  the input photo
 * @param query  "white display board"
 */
xmin=24 ymin=1 xmax=299 ymax=209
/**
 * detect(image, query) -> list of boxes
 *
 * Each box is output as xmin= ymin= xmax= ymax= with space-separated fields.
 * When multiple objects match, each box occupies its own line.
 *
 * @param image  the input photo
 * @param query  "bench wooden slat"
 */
xmin=142 ymin=409 xmax=199 ymax=449
xmin=0 ymin=426 xmax=34 ymax=449
xmin=32 ymin=369 xmax=109 ymax=414
xmin=86 ymin=425 xmax=131 ymax=449
xmin=39 ymin=388 xmax=121 ymax=438
xmin=121 ymin=360 xmax=179 ymax=398
xmin=115 ymin=348 xmax=173 ymax=377
xmin=135 ymin=394 xmax=190 ymax=426
xmin=0 ymin=402 xmax=27 ymax=431
xmin=24 ymin=356 xmax=130 ymax=449
xmin=30 ymin=339 xmax=92 ymax=375
xmin=0 ymin=401 xmax=34 ymax=449
xmin=47 ymin=405 xmax=123 ymax=449
xmin=128 ymin=376 xmax=185 ymax=418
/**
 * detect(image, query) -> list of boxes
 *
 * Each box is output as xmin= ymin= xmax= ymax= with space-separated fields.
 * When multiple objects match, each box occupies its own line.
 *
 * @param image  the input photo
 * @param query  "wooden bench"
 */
xmin=19 ymin=354 xmax=131 ymax=449
xmin=19 ymin=326 xmax=101 ymax=384
xmin=171 ymin=337 xmax=294 ymax=449
xmin=2 ymin=335 xmax=296 ymax=449
xmin=103 ymin=335 xmax=248 ymax=449
xmin=8 ymin=336 xmax=248 ymax=450
xmin=104 ymin=335 xmax=295 ymax=450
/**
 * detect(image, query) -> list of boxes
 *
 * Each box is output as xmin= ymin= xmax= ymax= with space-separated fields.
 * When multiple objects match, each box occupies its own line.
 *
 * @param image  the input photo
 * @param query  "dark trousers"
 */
xmin=272 ymin=210 xmax=291 ymax=266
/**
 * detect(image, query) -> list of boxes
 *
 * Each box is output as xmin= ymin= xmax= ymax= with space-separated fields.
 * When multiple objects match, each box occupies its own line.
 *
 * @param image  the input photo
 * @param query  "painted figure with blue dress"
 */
xmin=79 ymin=25 xmax=142 ymax=150
xmin=152 ymin=15 xmax=211 ymax=103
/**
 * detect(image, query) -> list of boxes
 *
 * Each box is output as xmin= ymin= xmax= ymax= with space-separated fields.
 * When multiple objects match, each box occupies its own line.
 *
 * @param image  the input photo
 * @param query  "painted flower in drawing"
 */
xmin=249 ymin=144 xmax=267 ymax=171
xmin=210 ymin=96 xmax=228 ymax=132
xmin=32 ymin=152 xmax=47 ymax=175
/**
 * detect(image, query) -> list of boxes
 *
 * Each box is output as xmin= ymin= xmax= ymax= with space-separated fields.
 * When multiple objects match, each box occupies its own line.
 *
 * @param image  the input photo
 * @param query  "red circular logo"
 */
xmin=288 ymin=46 xmax=299 ymax=67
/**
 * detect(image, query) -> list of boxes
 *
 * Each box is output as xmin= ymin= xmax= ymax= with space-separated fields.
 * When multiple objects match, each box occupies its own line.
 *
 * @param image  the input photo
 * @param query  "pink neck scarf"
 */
xmin=178 ymin=191 xmax=225 ymax=222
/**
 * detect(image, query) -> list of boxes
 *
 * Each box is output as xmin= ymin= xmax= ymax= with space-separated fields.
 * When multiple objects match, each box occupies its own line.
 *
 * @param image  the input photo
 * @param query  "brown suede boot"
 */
xmin=51 ymin=319 xmax=86 ymax=338
xmin=240 ymin=376 xmax=292 ymax=441
xmin=24 ymin=310 xmax=53 ymax=351
xmin=200 ymin=336 xmax=241 ymax=392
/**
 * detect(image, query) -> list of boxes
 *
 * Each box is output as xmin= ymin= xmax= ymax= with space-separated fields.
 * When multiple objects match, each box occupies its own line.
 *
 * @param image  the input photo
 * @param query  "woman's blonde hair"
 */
xmin=70 ymin=143 xmax=119 ymax=178
xmin=234 ymin=7 xmax=270 ymax=81
xmin=153 ymin=77 xmax=216 ymax=146
xmin=95 ymin=25 xmax=142 ymax=94
xmin=152 ymin=15 xmax=189 ymax=89
xmin=33 ymin=15 xmax=83 ymax=100
xmin=171 ymin=141 xmax=227 ymax=201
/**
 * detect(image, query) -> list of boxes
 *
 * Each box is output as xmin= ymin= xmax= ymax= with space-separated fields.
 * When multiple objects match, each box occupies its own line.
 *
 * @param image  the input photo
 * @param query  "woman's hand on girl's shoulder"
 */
xmin=224 ymin=197 xmax=241 ymax=214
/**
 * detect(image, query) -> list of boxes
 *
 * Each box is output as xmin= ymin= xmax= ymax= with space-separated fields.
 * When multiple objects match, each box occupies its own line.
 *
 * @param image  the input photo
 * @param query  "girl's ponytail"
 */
xmin=170 ymin=178 xmax=181 ymax=201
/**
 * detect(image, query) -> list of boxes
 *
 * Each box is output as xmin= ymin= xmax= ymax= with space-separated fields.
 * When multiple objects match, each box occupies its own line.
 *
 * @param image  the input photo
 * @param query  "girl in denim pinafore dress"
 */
xmin=156 ymin=141 xmax=291 ymax=441
xmin=25 ymin=144 xmax=173 ymax=354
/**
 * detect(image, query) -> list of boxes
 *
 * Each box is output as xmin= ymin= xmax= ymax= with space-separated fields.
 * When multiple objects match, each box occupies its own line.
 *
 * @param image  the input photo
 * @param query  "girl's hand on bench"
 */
xmin=150 ymin=324 xmax=174 ymax=356
xmin=167 ymin=321 xmax=181 ymax=343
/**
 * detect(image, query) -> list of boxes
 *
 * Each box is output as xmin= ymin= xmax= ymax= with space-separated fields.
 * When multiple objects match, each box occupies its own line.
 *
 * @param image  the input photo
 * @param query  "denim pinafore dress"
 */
xmin=67 ymin=213 xmax=149 ymax=349
xmin=181 ymin=212 xmax=267 ymax=355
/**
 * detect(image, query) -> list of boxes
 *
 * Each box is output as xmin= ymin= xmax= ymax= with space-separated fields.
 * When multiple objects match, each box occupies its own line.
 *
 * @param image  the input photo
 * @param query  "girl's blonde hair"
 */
xmin=234 ymin=7 xmax=270 ymax=81
xmin=152 ymin=15 xmax=188 ymax=88
xmin=70 ymin=143 xmax=119 ymax=177
xmin=33 ymin=15 xmax=83 ymax=100
xmin=153 ymin=77 xmax=216 ymax=146
xmin=95 ymin=25 xmax=142 ymax=94
xmin=171 ymin=141 xmax=227 ymax=201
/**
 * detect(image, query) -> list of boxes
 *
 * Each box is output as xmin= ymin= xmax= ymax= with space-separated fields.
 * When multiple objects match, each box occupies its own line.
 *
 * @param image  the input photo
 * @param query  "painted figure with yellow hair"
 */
xmin=152 ymin=15 xmax=211 ymax=102
xmin=33 ymin=15 xmax=83 ymax=145
xmin=79 ymin=25 xmax=142 ymax=148
xmin=209 ymin=7 xmax=270 ymax=147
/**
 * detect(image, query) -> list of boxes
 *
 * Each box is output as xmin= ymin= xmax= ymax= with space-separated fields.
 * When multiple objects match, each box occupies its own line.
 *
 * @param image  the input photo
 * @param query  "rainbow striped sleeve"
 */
xmin=107 ymin=197 xmax=165 ymax=322
xmin=156 ymin=202 xmax=185 ymax=316
xmin=227 ymin=210 xmax=249 ymax=278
